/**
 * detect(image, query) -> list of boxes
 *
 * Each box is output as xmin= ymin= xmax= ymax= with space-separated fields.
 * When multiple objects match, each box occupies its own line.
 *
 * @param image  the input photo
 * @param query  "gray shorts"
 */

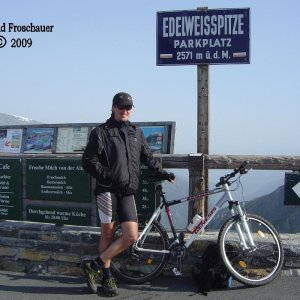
xmin=96 ymin=192 xmax=138 ymax=224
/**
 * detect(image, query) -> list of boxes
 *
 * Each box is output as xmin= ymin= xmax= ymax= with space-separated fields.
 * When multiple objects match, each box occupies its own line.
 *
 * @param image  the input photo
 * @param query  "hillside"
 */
xmin=208 ymin=185 xmax=300 ymax=233
xmin=0 ymin=113 xmax=41 ymax=125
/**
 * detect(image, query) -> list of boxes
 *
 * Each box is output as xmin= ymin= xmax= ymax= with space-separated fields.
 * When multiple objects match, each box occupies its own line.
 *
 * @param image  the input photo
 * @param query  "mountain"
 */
xmin=0 ymin=113 xmax=41 ymax=125
xmin=208 ymin=185 xmax=300 ymax=233
xmin=160 ymin=171 xmax=189 ymax=230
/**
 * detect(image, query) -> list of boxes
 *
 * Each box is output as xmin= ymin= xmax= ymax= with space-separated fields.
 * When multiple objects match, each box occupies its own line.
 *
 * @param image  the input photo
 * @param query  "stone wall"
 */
xmin=0 ymin=220 xmax=100 ymax=276
xmin=1 ymin=220 xmax=300 ymax=278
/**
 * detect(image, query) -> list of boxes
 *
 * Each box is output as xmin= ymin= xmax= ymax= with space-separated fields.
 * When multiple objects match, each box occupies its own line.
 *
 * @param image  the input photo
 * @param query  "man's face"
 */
xmin=112 ymin=105 xmax=133 ymax=122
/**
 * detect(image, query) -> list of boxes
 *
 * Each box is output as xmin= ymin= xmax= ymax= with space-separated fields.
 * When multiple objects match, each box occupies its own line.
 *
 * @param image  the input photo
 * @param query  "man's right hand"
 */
xmin=161 ymin=171 xmax=176 ymax=183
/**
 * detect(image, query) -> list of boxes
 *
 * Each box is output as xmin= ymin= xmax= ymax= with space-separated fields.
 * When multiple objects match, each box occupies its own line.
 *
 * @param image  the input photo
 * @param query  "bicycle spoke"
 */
xmin=218 ymin=214 xmax=284 ymax=286
xmin=111 ymin=220 xmax=170 ymax=283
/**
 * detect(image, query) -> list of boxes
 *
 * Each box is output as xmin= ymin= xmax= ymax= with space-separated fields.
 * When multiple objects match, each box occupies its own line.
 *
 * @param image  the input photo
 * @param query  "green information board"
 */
xmin=135 ymin=165 xmax=156 ymax=220
xmin=26 ymin=159 xmax=91 ymax=202
xmin=26 ymin=205 xmax=91 ymax=226
xmin=0 ymin=159 xmax=22 ymax=220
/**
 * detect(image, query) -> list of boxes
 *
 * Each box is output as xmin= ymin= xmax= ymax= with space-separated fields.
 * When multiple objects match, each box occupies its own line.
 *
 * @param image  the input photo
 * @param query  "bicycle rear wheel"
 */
xmin=218 ymin=214 xmax=284 ymax=286
xmin=111 ymin=220 xmax=170 ymax=284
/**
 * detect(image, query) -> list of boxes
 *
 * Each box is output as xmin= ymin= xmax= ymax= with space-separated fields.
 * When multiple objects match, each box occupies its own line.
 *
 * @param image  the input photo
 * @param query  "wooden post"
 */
xmin=197 ymin=65 xmax=209 ymax=217
xmin=197 ymin=67 xmax=209 ymax=155
xmin=188 ymin=154 xmax=205 ymax=224
xmin=189 ymin=65 xmax=209 ymax=219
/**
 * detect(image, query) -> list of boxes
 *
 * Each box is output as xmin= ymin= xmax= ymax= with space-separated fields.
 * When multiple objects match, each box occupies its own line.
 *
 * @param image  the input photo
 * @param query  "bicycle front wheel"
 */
xmin=111 ymin=220 xmax=170 ymax=284
xmin=218 ymin=214 xmax=284 ymax=286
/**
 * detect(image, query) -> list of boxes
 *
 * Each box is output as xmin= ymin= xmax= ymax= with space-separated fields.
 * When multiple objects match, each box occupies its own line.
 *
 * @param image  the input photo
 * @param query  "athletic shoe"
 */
xmin=83 ymin=262 xmax=102 ymax=294
xmin=101 ymin=277 xmax=118 ymax=297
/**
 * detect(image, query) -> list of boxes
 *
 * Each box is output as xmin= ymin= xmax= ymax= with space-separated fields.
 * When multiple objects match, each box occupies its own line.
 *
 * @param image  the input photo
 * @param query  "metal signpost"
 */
xmin=157 ymin=7 xmax=250 ymax=216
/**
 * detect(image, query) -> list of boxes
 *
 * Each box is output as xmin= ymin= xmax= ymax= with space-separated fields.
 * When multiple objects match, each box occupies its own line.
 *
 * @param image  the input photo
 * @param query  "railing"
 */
xmin=156 ymin=154 xmax=300 ymax=218
xmin=157 ymin=154 xmax=300 ymax=170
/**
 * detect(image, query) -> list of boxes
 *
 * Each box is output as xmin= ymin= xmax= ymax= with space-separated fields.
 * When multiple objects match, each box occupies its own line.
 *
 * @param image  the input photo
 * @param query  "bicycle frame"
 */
xmin=134 ymin=181 xmax=256 ymax=255
xmin=134 ymin=183 xmax=226 ymax=253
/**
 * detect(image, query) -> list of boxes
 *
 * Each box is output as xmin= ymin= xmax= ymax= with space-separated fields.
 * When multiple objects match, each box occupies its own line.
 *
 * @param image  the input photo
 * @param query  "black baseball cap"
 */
xmin=112 ymin=92 xmax=134 ymax=108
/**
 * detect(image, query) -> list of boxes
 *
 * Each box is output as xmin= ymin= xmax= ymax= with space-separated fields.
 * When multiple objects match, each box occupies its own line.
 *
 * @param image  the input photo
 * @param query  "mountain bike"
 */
xmin=111 ymin=162 xmax=284 ymax=287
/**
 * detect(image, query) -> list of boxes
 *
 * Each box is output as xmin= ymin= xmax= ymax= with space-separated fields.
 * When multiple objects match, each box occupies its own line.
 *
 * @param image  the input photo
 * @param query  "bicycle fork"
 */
xmin=233 ymin=203 xmax=256 ymax=251
xmin=225 ymin=187 xmax=256 ymax=251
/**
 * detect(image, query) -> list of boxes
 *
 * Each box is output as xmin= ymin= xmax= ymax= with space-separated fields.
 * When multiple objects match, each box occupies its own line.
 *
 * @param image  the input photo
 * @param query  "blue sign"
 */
xmin=157 ymin=8 xmax=250 ymax=65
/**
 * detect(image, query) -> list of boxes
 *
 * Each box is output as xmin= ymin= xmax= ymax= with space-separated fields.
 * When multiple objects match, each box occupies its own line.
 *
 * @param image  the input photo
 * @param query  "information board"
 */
xmin=26 ymin=205 xmax=91 ymax=226
xmin=136 ymin=165 xmax=156 ymax=220
xmin=157 ymin=8 xmax=250 ymax=65
xmin=26 ymin=159 xmax=91 ymax=202
xmin=0 ymin=159 xmax=22 ymax=220
xmin=0 ymin=121 xmax=175 ymax=225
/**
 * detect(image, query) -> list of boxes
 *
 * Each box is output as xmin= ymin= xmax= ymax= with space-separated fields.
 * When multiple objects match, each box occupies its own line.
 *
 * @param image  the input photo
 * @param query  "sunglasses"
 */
xmin=117 ymin=106 xmax=133 ymax=111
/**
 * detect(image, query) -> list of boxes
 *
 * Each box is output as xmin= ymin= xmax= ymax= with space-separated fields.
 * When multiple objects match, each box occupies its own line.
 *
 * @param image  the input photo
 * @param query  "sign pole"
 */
xmin=198 ymin=65 xmax=209 ymax=216
xmin=197 ymin=7 xmax=210 ymax=218
xmin=188 ymin=65 xmax=209 ymax=220
xmin=189 ymin=7 xmax=210 ymax=219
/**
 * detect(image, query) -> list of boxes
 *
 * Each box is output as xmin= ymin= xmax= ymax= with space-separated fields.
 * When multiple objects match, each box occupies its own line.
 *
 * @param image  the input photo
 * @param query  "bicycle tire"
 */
xmin=218 ymin=214 xmax=284 ymax=286
xmin=111 ymin=220 xmax=170 ymax=284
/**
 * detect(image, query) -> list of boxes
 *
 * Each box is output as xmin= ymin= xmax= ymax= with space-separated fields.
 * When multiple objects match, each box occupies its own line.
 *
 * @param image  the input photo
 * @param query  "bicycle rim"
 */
xmin=218 ymin=214 xmax=284 ymax=286
xmin=111 ymin=220 xmax=170 ymax=284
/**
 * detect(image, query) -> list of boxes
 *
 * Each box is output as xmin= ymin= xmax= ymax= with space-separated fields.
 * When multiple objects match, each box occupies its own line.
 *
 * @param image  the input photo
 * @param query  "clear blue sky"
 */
xmin=1 ymin=0 xmax=299 ymax=158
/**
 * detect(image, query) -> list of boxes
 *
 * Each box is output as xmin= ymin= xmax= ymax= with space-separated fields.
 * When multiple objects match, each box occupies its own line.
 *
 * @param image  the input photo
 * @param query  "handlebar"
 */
xmin=145 ymin=162 xmax=248 ymax=187
xmin=215 ymin=161 xmax=249 ymax=187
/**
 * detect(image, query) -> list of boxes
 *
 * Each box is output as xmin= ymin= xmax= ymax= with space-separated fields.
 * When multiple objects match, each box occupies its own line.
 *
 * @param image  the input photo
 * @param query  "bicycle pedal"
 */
xmin=172 ymin=268 xmax=182 ymax=277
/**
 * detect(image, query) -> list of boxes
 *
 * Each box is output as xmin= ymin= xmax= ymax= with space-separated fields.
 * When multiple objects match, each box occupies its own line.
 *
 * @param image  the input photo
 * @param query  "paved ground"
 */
xmin=0 ymin=270 xmax=299 ymax=300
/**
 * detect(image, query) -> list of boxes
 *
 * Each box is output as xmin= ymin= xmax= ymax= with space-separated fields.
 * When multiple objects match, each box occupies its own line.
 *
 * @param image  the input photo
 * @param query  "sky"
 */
xmin=1 ymin=0 xmax=300 ymax=200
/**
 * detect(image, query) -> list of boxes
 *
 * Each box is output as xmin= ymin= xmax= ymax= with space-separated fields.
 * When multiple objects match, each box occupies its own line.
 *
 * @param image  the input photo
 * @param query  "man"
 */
xmin=82 ymin=92 xmax=174 ymax=297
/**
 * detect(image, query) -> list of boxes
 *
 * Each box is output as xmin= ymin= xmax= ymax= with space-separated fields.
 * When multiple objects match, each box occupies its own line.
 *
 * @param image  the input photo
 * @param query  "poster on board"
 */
xmin=23 ymin=128 xmax=54 ymax=153
xmin=140 ymin=126 xmax=165 ymax=154
xmin=0 ymin=129 xmax=23 ymax=153
xmin=56 ymin=127 xmax=89 ymax=153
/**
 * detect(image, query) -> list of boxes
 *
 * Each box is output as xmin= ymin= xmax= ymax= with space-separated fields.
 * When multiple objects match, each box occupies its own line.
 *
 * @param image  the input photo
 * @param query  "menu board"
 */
xmin=26 ymin=159 xmax=91 ymax=202
xmin=23 ymin=128 xmax=54 ymax=153
xmin=26 ymin=205 xmax=91 ymax=226
xmin=0 ymin=129 xmax=23 ymax=153
xmin=0 ymin=159 xmax=22 ymax=220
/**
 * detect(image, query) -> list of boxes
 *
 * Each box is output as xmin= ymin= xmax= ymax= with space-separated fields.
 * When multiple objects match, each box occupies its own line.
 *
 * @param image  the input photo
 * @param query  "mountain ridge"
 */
xmin=0 ymin=113 xmax=41 ymax=125
xmin=208 ymin=185 xmax=300 ymax=233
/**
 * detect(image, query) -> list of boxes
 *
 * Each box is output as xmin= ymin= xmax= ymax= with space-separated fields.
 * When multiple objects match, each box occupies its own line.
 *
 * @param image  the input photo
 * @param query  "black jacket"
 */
xmin=82 ymin=117 xmax=162 ymax=195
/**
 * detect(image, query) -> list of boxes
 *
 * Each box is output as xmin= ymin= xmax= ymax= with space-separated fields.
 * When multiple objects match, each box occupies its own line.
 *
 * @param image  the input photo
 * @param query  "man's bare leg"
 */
xmin=99 ymin=221 xmax=138 ymax=263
